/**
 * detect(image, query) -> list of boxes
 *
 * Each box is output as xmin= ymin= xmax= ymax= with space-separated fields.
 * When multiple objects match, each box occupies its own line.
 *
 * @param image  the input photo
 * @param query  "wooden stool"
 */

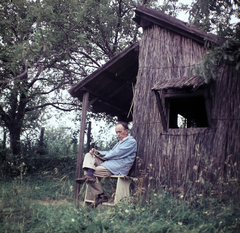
xmin=84 ymin=175 xmax=137 ymax=206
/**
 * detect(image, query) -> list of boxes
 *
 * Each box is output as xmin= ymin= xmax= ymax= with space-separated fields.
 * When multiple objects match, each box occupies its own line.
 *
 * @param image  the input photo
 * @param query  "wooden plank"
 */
xmin=87 ymin=121 xmax=91 ymax=152
xmin=88 ymin=97 xmax=98 ymax=107
xmin=163 ymin=89 xmax=205 ymax=98
xmin=74 ymin=91 xmax=89 ymax=201
xmin=114 ymin=177 xmax=130 ymax=204
xmin=154 ymin=90 xmax=167 ymax=131
xmin=81 ymin=87 xmax=128 ymax=114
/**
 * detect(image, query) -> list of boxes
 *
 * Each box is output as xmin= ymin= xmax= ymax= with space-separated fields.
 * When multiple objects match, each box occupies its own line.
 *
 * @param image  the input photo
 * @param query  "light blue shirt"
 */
xmin=100 ymin=136 xmax=137 ymax=176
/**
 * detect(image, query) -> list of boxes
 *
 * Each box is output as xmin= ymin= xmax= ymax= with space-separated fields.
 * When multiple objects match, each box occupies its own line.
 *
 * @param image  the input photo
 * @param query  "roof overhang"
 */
xmin=152 ymin=75 xmax=206 ymax=91
xmin=134 ymin=6 xmax=226 ymax=45
xmin=69 ymin=43 xmax=139 ymax=121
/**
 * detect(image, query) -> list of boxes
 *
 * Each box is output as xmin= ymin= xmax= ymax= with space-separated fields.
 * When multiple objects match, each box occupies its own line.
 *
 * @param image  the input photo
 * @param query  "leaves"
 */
xmin=190 ymin=0 xmax=240 ymax=82
xmin=0 ymin=0 xmax=146 ymax=155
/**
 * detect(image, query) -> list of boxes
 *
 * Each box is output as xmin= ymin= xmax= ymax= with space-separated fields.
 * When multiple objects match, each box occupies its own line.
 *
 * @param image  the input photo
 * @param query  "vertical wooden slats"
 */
xmin=132 ymin=25 xmax=240 ymax=195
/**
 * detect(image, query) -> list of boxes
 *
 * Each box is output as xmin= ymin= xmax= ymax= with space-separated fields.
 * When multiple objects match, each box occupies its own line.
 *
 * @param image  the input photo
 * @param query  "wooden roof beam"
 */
xmin=81 ymin=87 xmax=128 ymax=115
xmin=106 ymin=77 xmax=136 ymax=99
xmin=69 ymin=43 xmax=139 ymax=97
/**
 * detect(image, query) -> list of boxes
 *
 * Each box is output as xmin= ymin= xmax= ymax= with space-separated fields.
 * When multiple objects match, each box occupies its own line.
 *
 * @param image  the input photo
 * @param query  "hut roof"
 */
xmin=152 ymin=75 xmax=206 ymax=91
xmin=69 ymin=7 xmax=221 ymax=121
xmin=134 ymin=6 xmax=226 ymax=45
xmin=69 ymin=42 xmax=139 ymax=121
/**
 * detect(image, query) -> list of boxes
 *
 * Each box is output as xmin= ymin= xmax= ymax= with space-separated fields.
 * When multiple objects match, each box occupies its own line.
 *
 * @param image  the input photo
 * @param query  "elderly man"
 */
xmin=76 ymin=121 xmax=137 ymax=207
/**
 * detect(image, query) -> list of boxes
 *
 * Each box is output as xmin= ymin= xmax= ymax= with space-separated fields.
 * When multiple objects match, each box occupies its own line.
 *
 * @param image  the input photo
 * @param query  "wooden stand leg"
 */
xmin=114 ymin=177 xmax=131 ymax=205
xmin=83 ymin=176 xmax=136 ymax=206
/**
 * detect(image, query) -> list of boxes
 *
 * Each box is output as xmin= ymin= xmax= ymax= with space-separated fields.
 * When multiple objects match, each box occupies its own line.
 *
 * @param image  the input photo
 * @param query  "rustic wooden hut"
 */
xmin=132 ymin=6 xmax=239 ymax=196
xmin=69 ymin=6 xmax=240 ymax=199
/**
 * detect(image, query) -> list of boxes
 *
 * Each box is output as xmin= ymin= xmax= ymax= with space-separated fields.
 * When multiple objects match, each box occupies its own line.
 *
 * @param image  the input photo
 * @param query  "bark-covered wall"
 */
xmin=132 ymin=25 xmax=240 ymax=196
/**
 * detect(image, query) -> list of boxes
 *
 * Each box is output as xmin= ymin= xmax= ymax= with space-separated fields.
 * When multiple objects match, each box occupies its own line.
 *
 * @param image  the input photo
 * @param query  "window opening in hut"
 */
xmin=168 ymin=96 xmax=208 ymax=128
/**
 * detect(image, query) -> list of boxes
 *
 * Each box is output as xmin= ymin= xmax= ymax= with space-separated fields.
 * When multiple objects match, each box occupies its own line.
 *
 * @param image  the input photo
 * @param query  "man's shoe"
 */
xmin=91 ymin=195 xmax=108 ymax=208
xmin=76 ymin=175 xmax=96 ymax=183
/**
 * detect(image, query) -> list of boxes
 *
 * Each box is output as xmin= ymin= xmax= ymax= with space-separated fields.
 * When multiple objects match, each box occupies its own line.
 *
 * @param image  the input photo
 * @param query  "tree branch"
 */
xmin=25 ymin=102 xmax=81 ymax=112
xmin=71 ymin=49 xmax=101 ymax=68
xmin=0 ymin=61 xmax=28 ymax=84
xmin=0 ymin=105 xmax=10 ymax=127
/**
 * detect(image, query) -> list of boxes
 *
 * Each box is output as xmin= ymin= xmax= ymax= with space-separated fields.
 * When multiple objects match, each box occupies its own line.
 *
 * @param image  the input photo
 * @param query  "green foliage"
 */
xmin=189 ymin=0 xmax=240 ymax=82
xmin=1 ymin=174 xmax=240 ymax=232
xmin=0 ymin=125 xmax=78 ymax=176
xmin=43 ymin=127 xmax=78 ymax=158
xmin=154 ymin=0 xmax=190 ymax=18
xmin=189 ymin=0 xmax=239 ymax=35
xmin=0 ymin=152 xmax=240 ymax=232
xmin=95 ymin=131 xmax=119 ymax=152
xmin=193 ymin=38 xmax=240 ymax=83
xmin=0 ymin=0 xmax=148 ymax=156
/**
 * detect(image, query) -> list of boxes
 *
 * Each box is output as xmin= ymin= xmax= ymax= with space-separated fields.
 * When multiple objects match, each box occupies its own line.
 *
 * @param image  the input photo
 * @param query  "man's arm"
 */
xmin=103 ymin=138 xmax=137 ymax=160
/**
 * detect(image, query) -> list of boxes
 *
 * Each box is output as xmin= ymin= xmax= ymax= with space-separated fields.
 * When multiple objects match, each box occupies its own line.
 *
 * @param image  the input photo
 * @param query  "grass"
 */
xmin=0 ymin=161 xmax=240 ymax=233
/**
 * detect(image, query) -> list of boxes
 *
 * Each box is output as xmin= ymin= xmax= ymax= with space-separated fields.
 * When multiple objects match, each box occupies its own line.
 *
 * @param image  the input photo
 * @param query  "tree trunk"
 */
xmin=2 ymin=128 xmax=6 ymax=149
xmin=38 ymin=127 xmax=45 ymax=155
xmin=7 ymin=79 xmax=27 ymax=157
xmin=9 ymin=125 xmax=22 ymax=156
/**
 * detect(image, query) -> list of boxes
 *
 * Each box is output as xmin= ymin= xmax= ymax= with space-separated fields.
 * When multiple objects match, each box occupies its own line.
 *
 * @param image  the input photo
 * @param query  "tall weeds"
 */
xmin=1 ymin=175 xmax=240 ymax=232
xmin=0 ymin=151 xmax=240 ymax=232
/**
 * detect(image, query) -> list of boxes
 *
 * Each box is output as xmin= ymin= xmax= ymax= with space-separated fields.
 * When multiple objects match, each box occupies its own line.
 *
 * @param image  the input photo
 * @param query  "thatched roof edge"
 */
xmin=69 ymin=42 xmax=139 ymax=98
xmin=134 ymin=6 xmax=226 ymax=45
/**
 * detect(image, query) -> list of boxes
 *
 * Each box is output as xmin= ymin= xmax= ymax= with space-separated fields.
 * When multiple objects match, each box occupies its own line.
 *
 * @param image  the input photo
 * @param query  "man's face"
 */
xmin=115 ymin=124 xmax=128 ymax=141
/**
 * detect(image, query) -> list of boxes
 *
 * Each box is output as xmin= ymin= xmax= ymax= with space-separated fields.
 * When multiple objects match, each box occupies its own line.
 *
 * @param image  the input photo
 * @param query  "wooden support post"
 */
xmin=74 ymin=91 xmax=89 ymax=201
xmin=154 ymin=90 xmax=167 ymax=131
xmin=87 ymin=121 xmax=91 ymax=152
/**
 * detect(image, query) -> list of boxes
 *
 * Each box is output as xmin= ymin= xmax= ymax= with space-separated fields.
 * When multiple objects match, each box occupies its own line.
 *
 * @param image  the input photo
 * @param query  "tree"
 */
xmin=189 ymin=0 xmax=240 ymax=82
xmin=0 ymin=0 xmax=190 ymax=159
xmin=0 ymin=0 xmax=81 ymax=156
xmin=0 ymin=0 xmax=153 ymax=157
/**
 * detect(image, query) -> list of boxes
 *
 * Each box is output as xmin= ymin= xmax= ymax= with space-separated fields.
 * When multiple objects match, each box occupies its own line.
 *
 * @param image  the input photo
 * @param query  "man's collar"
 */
xmin=120 ymin=135 xmax=129 ymax=142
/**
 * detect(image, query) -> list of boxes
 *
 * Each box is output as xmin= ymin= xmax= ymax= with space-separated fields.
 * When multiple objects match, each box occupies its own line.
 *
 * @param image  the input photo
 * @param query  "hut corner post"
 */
xmin=74 ymin=91 xmax=89 ymax=202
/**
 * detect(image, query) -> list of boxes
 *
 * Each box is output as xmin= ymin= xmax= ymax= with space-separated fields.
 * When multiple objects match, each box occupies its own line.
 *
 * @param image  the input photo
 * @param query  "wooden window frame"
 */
xmin=154 ymin=88 xmax=211 ymax=132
